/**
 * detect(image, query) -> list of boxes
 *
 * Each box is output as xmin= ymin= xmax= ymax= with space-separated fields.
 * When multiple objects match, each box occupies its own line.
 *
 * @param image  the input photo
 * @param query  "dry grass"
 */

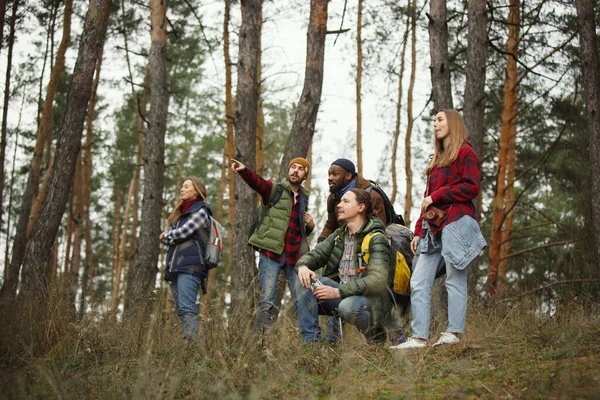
xmin=1 ymin=294 xmax=600 ymax=399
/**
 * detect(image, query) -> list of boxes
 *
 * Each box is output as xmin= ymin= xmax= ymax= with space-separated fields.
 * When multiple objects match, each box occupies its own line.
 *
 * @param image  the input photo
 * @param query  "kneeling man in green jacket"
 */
xmin=296 ymin=188 xmax=392 ymax=344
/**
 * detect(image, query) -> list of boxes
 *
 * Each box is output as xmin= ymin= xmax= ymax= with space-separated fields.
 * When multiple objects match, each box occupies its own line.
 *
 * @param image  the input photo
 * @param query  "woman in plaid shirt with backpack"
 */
xmin=393 ymin=109 xmax=486 ymax=349
xmin=160 ymin=177 xmax=212 ymax=342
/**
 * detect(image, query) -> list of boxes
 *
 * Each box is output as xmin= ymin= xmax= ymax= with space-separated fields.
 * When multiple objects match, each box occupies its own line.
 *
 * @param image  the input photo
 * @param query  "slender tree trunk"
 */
xmin=18 ymin=0 xmax=111 ymax=306
xmin=124 ymin=0 xmax=169 ymax=318
xmin=111 ymin=186 xmax=123 ymax=290
xmin=79 ymin=49 xmax=103 ymax=319
xmin=0 ymin=0 xmax=73 ymax=303
xmin=230 ymin=0 xmax=262 ymax=317
xmin=278 ymin=0 xmax=328 ymax=177
xmin=428 ymin=0 xmax=453 ymax=110
xmin=217 ymin=0 xmax=235 ymax=316
xmin=404 ymin=0 xmax=417 ymax=227
xmin=487 ymin=0 xmax=519 ymax=298
xmin=0 ymin=0 xmax=19 ymax=237
xmin=3 ymin=95 xmax=25 ymax=278
xmin=111 ymin=176 xmax=135 ymax=321
xmin=463 ymin=0 xmax=488 ymax=296
xmin=355 ymin=0 xmax=363 ymax=176
xmin=498 ymin=122 xmax=517 ymax=297
xmin=67 ymin=152 xmax=84 ymax=311
xmin=391 ymin=12 xmax=410 ymax=205
xmin=0 ymin=0 xmax=7 ymax=54
xmin=575 ymin=0 xmax=600 ymax=268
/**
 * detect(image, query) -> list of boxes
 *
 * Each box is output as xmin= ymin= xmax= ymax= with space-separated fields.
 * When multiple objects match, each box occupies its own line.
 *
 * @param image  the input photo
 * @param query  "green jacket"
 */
xmin=247 ymin=179 xmax=310 ymax=255
xmin=295 ymin=217 xmax=392 ymax=326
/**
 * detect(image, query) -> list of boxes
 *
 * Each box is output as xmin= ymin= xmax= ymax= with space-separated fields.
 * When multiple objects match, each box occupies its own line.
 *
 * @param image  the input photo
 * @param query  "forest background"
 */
xmin=1 ymin=0 xmax=600 ymax=398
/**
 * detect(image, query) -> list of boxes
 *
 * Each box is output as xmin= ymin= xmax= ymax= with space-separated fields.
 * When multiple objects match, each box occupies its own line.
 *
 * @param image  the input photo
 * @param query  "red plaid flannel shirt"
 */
xmin=415 ymin=141 xmax=481 ymax=238
xmin=239 ymin=167 xmax=313 ymax=265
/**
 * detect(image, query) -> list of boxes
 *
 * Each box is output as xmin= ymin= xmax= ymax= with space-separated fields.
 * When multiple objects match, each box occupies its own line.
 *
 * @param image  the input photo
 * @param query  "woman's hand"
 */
xmin=297 ymin=266 xmax=316 ymax=289
xmin=159 ymin=232 xmax=165 ymax=241
xmin=410 ymin=236 xmax=420 ymax=255
xmin=313 ymin=285 xmax=340 ymax=300
xmin=230 ymin=158 xmax=246 ymax=173
xmin=304 ymin=212 xmax=315 ymax=230
xmin=420 ymin=195 xmax=433 ymax=214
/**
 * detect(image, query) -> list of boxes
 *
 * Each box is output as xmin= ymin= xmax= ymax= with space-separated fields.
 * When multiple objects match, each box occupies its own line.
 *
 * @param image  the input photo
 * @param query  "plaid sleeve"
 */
xmin=163 ymin=208 xmax=211 ymax=244
xmin=431 ymin=145 xmax=481 ymax=204
xmin=238 ymin=167 xmax=273 ymax=205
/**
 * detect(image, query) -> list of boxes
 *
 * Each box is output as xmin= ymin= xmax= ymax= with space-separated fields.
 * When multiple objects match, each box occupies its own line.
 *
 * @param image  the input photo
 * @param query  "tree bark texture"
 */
xmin=487 ymin=0 xmax=519 ymax=298
xmin=124 ymin=0 xmax=168 ymax=317
xmin=355 ymin=0 xmax=363 ymax=176
xmin=0 ymin=0 xmax=73 ymax=303
xmin=0 ymin=0 xmax=19 ymax=239
xmin=19 ymin=0 xmax=111 ymax=301
xmin=428 ymin=0 xmax=453 ymax=110
xmin=230 ymin=0 xmax=262 ymax=318
xmin=404 ymin=0 xmax=417 ymax=227
xmin=80 ymin=51 xmax=103 ymax=319
xmin=463 ymin=0 xmax=488 ymax=295
xmin=217 ymin=0 xmax=235 ymax=312
xmin=278 ymin=0 xmax=328 ymax=178
xmin=575 ymin=0 xmax=600 ymax=268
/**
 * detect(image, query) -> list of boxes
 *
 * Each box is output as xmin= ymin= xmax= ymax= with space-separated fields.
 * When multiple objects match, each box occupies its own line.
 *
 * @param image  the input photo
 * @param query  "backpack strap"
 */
xmin=358 ymin=229 xmax=385 ymax=273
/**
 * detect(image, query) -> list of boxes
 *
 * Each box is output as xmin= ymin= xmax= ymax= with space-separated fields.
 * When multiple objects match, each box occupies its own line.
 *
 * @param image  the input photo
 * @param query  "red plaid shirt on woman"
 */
xmin=239 ymin=167 xmax=313 ymax=265
xmin=415 ymin=141 xmax=481 ymax=238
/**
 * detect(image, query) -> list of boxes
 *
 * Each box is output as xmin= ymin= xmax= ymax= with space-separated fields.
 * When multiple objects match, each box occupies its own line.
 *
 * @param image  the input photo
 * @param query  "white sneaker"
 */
xmin=390 ymin=337 xmax=427 ymax=349
xmin=433 ymin=332 xmax=460 ymax=347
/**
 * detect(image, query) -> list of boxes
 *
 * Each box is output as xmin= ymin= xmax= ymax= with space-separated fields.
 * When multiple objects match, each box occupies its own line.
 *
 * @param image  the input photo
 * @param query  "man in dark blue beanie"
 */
xmin=318 ymin=159 xmax=388 ymax=242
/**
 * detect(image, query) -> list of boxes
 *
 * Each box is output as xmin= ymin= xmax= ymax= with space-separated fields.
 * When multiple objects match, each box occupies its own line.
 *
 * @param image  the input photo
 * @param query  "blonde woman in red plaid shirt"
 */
xmin=393 ymin=109 xmax=486 ymax=349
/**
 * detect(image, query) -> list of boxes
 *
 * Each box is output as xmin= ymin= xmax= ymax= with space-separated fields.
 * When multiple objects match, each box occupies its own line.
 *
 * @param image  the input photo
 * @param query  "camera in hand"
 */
xmin=310 ymin=276 xmax=323 ymax=290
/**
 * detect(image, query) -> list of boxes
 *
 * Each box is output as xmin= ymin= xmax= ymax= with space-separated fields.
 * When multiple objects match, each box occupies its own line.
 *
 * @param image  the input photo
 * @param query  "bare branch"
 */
xmin=498 ymin=279 xmax=600 ymax=303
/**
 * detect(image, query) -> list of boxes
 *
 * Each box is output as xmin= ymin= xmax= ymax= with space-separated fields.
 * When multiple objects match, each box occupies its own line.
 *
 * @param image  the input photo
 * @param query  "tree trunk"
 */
xmin=404 ymin=0 xmax=417 ymax=227
xmin=111 ymin=186 xmax=123 ymax=291
xmin=124 ymin=0 xmax=169 ymax=318
xmin=79 ymin=49 xmax=104 ymax=319
xmin=463 ymin=0 xmax=488 ymax=296
xmin=278 ymin=0 xmax=328 ymax=178
xmin=355 ymin=0 xmax=363 ymax=176
xmin=217 ymin=0 xmax=236 ymax=316
xmin=18 ymin=0 xmax=111 ymax=305
xmin=0 ymin=0 xmax=73 ymax=303
xmin=498 ymin=119 xmax=517 ymax=297
xmin=428 ymin=0 xmax=453 ymax=110
xmin=575 ymin=0 xmax=600 ymax=268
xmin=0 ymin=0 xmax=19 ymax=238
xmin=111 ymin=176 xmax=135 ymax=321
xmin=487 ymin=0 xmax=519 ymax=298
xmin=391 ymin=11 xmax=410 ymax=205
xmin=230 ymin=0 xmax=262 ymax=318
xmin=3 ymin=96 xmax=24 ymax=275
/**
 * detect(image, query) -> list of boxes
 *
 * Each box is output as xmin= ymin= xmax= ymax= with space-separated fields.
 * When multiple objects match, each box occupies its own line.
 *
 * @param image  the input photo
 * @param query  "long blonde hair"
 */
xmin=426 ymin=109 xmax=467 ymax=174
xmin=167 ymin=177 xmax=207 ymax=226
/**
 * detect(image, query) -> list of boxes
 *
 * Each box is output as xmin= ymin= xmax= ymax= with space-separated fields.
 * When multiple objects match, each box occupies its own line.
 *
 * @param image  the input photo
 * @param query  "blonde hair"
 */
xmin=426 ymin=109 xmax=467 ymax=175
xmin=167 ymin=177 xmax=207 ymax=226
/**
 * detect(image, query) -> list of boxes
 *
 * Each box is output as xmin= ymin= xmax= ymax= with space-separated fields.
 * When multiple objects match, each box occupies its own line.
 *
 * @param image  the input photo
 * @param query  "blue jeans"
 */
xmin=410 ymin=232 xmax=467 ymax=340
xmin=256 ymin=252 xmax=301 ymax=333
xmin=170 ymin=273 xmax=202 ymax=341
xmin=296 ymin=276 xmax=375 ymax=342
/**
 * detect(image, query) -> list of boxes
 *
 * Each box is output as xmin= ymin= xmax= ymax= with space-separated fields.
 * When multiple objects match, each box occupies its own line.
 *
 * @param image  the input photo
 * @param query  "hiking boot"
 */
xmin=433 ymin=332 xmax=460 ymax=347
xmin=390 ymin=337 xmax=427 ymax=349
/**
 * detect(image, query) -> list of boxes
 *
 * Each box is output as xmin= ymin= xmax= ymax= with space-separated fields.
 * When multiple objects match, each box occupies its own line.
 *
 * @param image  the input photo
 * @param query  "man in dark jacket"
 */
xmin=318 ymin=158 xmax=388 ymax=242
xmin=296 ymin=188 xmax=392 ymax=343
xmin=231 ymin=157 xmax=315 ymax=334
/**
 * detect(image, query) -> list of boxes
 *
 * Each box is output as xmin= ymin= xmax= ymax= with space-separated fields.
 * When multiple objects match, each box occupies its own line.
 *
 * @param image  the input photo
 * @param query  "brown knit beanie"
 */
xmin=288 ymin=157 xmax=310 ymax=175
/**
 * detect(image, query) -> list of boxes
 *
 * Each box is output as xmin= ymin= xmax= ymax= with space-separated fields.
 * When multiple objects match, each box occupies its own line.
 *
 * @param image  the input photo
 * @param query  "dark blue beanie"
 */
xmin=331 ymin=158 xmax=356 ymax=176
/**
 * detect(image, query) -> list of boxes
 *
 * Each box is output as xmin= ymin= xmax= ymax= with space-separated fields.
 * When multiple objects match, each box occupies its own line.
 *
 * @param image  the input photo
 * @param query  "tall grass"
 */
xmin=1 ymin=291 xmax=599 ymax=399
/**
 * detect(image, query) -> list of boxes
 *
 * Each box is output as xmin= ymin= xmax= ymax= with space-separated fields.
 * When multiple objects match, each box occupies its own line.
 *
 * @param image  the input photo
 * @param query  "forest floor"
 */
xmin=1 ymin=299 xmax=600 ymax=399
